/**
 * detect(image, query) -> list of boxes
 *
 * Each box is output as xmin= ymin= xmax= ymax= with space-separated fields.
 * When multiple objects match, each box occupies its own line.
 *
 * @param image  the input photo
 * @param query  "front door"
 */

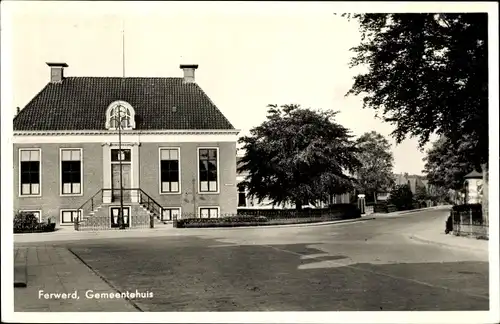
xmin=112 ymin=164 xmax=131 ymax=201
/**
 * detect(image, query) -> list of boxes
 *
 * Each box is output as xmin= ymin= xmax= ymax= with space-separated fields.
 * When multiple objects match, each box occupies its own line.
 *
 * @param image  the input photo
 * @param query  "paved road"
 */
xmin=16 ymin=209 xmax=489 ymax=311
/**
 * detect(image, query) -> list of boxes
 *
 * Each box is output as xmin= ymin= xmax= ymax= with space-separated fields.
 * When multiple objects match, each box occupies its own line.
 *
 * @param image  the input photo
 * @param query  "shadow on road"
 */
xmin=63 ymin=235 xmax=489 ymax=312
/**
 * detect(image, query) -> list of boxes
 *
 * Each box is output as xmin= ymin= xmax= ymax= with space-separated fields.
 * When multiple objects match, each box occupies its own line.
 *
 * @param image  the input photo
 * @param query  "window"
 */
xmin=105 ymin=101 xmax=136 ymax=130
xmin=19 ymin=210 xmax=41 ymax=222
xmin=160 ymin=148 xmax=180 ymax=193
xmin=198 ymin=148 xmax=218 ymax=193
xmin=61 ymin=209 xmax=80 ymax=225
xmin=110 ymin=207 xmax=130 ymax=228
xmin=161 ymin=208 xmax=181 ymax=221
xmin=111 ymin=149 xmax=131 ymax=162
xmin=199 ymin=207 xmax=219 ymax=219
xmin=20 ymin=149 xmax=41 ymax=196
xmin=61 ymin=149 xmax=82 ymax=195
xmin=238 ymin=185 xmax=246 ymax=207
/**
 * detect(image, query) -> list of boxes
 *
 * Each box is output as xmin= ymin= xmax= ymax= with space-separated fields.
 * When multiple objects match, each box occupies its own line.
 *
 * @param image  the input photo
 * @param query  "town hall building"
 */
xmin=13 ymin=63 xmax=239 ymax=228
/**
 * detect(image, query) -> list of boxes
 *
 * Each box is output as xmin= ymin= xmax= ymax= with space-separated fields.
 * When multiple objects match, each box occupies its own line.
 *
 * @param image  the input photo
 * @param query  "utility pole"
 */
xmin=118 ymin=105 xmax=125 ymax=229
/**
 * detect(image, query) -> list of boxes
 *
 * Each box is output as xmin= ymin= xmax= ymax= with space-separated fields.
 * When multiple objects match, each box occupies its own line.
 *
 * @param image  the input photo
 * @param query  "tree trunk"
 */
xmin=295 ymin=200 xmax=303 ymax=211
xmin=373 ymin=191 xmax=377 ymax=204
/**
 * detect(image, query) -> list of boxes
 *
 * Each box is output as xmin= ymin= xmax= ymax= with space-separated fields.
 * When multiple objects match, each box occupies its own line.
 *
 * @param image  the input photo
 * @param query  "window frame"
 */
xmin=161 ymin=207 xmax=182 ymax=221
xmin=60 ymin=209 xmax=82 ymax=226
xmin=158 ymin=147 xmax=182 ymax=195
xmin=198 ymin=206 xmax=220 ymax=219
xmin=59 ymin=148 xmax=84 ymax=197
xmin=197 ymin=147 xmax=220 ymax=194
xmin=238 ymin=188 xmax=247 ymax=207
xmin=18 ymin=148 xmax=42 ymax=197
xmin=109 ymin=206 xmax=131 ymax=228
xmin=18 ymin=210 xmax=42 ymax=223
xmin=105 ymin=101 xmax=136 ymax=130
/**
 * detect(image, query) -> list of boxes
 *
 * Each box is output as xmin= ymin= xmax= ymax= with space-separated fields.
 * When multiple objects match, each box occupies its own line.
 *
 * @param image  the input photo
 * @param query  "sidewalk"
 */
xmin=370 ymin=205 xmax=452 ymax=218
xmin=14 ymin=246 xmax=139 ymax=311
xmin=14 ymin=217 xmax=373 ymax=244
xmin=14 ymin=225 xmax=177 ymax=244
xmin=409 ymin=230 xmax=489 ymax=254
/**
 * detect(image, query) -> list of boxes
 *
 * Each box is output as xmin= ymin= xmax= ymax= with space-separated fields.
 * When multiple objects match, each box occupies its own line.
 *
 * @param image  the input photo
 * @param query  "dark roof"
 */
xmin=464 ymin=170 xmax=482 ymax=179
xmin=13 ymin=77 xmax=235 ymax=131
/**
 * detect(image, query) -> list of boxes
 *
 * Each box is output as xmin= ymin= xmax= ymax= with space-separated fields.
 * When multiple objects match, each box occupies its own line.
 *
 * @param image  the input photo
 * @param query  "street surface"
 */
xmin=14 ymin=208 xmax=489 ymax=311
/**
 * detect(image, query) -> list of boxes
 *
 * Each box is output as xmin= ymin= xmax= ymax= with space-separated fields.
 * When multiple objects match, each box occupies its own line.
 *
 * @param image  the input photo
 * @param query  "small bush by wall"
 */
xmin=373 ymin=203 xmax=398 ymax=213
xmin=14 ymin=212 xmax=56 ymax=234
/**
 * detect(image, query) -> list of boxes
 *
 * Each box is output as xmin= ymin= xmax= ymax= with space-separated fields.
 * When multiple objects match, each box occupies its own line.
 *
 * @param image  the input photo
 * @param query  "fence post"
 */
xmin=469 ymin=208 xmax=473 ymax=236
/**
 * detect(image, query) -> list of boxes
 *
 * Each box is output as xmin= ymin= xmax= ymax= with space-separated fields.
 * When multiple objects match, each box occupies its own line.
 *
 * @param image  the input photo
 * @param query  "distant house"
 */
xmin=13 ymin=62 xmax=239 ymax=228
xmin=393 ymin=173 xmax=426 ymax=194
xmin=236 ymin=154 xmax=349 ymax=209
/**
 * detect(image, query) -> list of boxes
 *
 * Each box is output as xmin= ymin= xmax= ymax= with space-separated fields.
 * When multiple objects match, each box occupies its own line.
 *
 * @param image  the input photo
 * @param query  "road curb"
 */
xmin=409 ymin=234 xmax=488 ymax=253
xmin=179 ymin=217 xmax=375 ymax=230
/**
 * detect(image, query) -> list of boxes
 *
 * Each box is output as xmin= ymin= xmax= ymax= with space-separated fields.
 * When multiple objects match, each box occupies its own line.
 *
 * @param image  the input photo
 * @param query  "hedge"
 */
xmin=237 ymin=204 xmax=360 ymax=219
xmin=373 ymin=203 xmax=398 ymax=213
xmin=450 ymin=204 xmax=483 ymax=225
xmin=176 ymin=205 xmax=361 ymax=228
xmin=14 ymin=212 xmax=56 ymax=233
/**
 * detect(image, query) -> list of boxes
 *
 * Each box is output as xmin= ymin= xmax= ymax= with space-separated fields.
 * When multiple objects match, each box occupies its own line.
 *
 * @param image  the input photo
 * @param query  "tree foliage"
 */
xmin=423 ymin=136 xmax=479 ymax=191
xmin=355 ymin=131 xmax=395 ymax=202
xmin=344 ymin=13 xmax=488 ymax=166
xmin=238 ymin=104 xmax=361 ymax=210
xmin=388 ymin=184 xmax=414 ymax=211
xmin=428 ymin=185 xmax=453 ymax=204
xmin=414 ymin=185 xmax=429 ymax=202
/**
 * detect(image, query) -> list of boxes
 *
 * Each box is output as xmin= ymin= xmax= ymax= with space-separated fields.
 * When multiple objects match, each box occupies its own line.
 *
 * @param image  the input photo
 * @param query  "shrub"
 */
xmin=236 ymin=204 xmax=360 ymax=220
xmin=373 ymin=203 xmax=397 ymax=213
xmin=14 ymin=212 xmax=56 ymax=233
xmin=175 ymin=216 xmax=268 ymax=228
xmin=388 ymin=184 xmax=414 ymax=211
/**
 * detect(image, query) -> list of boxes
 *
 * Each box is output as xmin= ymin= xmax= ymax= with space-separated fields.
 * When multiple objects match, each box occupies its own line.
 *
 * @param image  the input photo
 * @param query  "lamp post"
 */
xmin=111 ymin=105 xmax=126 ymax=230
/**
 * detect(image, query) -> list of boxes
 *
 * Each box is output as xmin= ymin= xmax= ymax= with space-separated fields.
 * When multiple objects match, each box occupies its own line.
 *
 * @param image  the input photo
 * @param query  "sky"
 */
xmin=2 ymin=1 xmax=494 ymax=175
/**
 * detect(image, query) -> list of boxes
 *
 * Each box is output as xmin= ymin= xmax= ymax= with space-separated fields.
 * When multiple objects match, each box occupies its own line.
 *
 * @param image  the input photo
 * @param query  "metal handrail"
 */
xmin=77 ymin=189 xmax=103 ymax=212
xmin=76 ymin=188 xmax=164 ymax=220
xmin=136 ymin=189 xmax=163 ymax=219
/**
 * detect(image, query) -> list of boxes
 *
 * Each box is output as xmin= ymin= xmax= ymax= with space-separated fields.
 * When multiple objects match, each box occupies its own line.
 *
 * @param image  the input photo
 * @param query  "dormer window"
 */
xmin=105 ymin=100 xmax=136 ymax=130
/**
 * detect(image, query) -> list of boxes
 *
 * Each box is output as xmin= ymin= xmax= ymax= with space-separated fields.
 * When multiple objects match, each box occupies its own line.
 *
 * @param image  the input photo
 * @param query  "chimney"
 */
xmin=46 ymin=62 xmax=68 ymax=83
xmin=179 ymin=64 xmax=198 ymax=83
xmin=16 ymin=107 xmax=20 ymax=115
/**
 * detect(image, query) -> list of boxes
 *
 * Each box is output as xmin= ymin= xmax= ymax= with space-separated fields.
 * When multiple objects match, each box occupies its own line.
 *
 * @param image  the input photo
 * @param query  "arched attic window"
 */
xmin=105 ymin=100 xmax=136 ymax=130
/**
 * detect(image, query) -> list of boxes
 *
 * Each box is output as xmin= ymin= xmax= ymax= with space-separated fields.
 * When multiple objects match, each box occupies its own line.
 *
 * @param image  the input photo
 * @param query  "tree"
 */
xmin=423 ymin=136 xmax=479 ymax=191
xmin=355 ymin=131 xmax=395 ymax=203
xmin=388 ymin=184 xmax=414 ymax=211
xmin=414 ymin=185 xmax=429 ymax=202
xmin=344 ymin=13 xmax=488 ymax=167
xmin=238 ymin=104 xmax=361 ymax=210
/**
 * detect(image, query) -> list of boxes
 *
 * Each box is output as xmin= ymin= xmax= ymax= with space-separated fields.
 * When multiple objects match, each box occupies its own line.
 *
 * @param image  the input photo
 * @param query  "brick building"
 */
xmin=13 ymin=63 xmax=239 ymax=228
